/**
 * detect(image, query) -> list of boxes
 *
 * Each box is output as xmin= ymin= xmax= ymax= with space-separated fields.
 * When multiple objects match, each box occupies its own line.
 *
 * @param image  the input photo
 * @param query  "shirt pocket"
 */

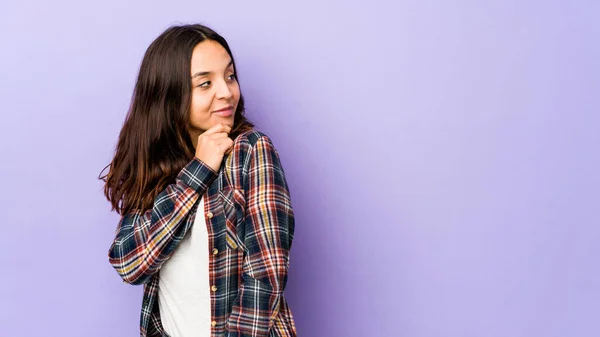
xmin=219 ymin=187 xmax=246 ymax=251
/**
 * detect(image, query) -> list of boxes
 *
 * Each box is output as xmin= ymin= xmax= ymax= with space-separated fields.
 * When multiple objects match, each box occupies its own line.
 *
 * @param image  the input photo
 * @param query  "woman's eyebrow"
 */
xmin=192 ymin=60 xmax=233 ymax=78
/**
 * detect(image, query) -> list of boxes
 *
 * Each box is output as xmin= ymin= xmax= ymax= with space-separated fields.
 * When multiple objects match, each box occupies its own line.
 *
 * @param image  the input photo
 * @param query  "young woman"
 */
xmin=101 ymin=24 xmax=296 ymax=337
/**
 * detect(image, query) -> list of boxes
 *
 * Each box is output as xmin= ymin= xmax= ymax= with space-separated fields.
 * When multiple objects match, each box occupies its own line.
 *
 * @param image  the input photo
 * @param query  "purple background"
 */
xmin=1 ymin=1 xmax=599 ymax=336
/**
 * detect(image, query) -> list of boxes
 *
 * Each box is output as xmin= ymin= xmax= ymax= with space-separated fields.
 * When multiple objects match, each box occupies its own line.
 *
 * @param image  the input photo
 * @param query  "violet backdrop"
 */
xmin=0 ymin=0 xmax=598 ymax=336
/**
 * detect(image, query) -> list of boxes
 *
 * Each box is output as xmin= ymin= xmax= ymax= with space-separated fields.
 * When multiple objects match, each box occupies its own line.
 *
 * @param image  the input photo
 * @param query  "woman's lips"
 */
xmin=213 ymin=107 xmax=234 ymax=117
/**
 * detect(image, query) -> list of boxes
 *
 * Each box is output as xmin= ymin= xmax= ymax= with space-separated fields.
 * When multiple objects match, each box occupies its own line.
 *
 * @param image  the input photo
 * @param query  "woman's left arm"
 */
xmin=226 ymin=135 xmax=295 ymax=337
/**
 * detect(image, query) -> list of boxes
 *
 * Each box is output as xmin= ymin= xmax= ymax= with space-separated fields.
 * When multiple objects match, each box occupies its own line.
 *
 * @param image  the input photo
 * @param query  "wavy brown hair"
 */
xmin=99 ymin=24 xmax=253 ymax=215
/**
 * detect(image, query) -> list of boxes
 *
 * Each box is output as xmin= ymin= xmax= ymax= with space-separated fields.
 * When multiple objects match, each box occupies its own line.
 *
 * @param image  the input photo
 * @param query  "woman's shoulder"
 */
xmin=234 ymin=129 xmax=267 ymax=146
xmin=233 ymin=129 xmax=278 ymax=152
xmin=231 ymin=129 xmax=282 ymax=163
xmin=224 ymin=129 xmax=274 ymax=186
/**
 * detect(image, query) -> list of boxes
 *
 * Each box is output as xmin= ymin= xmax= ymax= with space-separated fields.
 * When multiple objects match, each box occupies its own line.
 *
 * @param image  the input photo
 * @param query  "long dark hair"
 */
xmin=100 ymin=24 xmax=254 ymax=215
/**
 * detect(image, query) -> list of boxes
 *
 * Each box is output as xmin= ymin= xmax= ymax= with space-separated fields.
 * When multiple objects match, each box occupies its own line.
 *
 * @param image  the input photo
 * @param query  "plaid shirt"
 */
xmin=108 ymin=130 xmax=296 ymax=337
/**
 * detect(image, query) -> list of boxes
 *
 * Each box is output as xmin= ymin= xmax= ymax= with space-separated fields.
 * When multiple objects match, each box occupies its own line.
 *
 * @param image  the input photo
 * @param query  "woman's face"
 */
xmin=188 ymin=40 xmax=240 ymax=140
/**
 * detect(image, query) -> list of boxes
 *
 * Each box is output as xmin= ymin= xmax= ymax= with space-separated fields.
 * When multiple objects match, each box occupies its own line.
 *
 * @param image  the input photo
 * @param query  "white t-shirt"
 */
xmin=158 ymin=196 xmax=211 ymax=337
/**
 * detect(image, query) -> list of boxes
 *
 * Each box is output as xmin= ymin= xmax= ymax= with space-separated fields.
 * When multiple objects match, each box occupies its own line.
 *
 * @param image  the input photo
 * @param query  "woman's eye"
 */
xmin=199 ymin=81 xmax=211 ymax=88
xmin=228 ymin=74 xmax=237 ymax=81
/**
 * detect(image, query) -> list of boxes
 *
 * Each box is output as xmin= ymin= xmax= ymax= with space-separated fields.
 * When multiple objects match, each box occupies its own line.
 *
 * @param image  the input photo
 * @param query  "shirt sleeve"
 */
xmin=108 ymin=157 xmax=217 ymax=285
xmin=226 ymin=135 xmax=295 ymax=337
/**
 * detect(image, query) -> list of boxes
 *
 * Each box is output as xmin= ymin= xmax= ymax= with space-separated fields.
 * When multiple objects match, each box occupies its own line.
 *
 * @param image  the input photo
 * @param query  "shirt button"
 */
xmin=212 ymin=248 xmax=219 ymax=255
xmin=211 ymin=285 xmax=218 ymax=292
xmin=211 ymin=321 xmax=217 ymax=327
xmin=207 ymin=212 xmax=213 ymax=219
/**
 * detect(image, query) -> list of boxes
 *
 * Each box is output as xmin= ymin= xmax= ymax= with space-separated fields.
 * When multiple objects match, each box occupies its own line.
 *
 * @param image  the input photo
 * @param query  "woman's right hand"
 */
xmin=195 ymin=123 xmax=234 ymax=172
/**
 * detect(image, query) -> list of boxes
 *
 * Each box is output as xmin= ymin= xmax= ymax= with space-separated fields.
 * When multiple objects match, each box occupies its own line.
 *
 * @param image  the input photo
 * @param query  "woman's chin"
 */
xmin=213 ymin=116 xmax=234 ymax=127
